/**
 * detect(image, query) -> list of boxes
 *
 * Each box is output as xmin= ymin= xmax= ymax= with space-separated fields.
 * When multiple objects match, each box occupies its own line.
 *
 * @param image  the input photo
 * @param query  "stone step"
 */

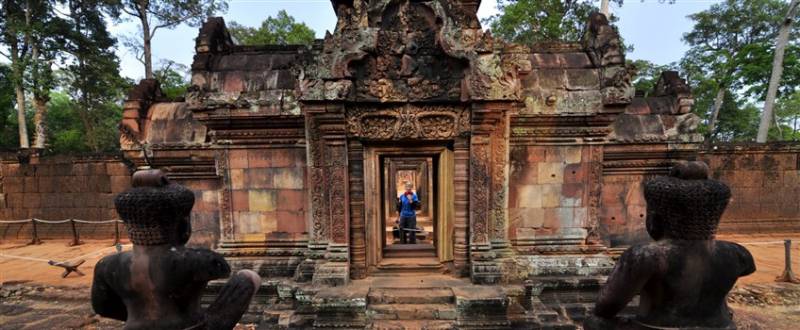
xmin=383 ymin=249 xmax=437 ymax=258
xmin=368 ymin=287 xmax=455 ymax=305
xmin=374 ymin=257 xmax=445 ymax=275
xmin=368 ymin=303 xmax=457 ymax=321
xmin=367 ymin=320 xmax=454 ymax=330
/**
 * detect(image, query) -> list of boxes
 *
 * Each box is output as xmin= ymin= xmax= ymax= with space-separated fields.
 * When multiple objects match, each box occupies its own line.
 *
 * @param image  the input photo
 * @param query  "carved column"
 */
xmin=296 ymin=104 xmax=350 ymax=286
xmin=469 ymin=103 xmax=511 ymax=284
xmin=453 ymin=139 xmax=471 ymax=276
xmin=348 ymin=140 xmax=367 ymax=279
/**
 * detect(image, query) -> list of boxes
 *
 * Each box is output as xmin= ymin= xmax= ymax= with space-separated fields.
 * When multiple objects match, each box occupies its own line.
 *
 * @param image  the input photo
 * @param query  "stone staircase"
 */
xmin=373 ymin=257 xmax=446 ymax=275
xmin=366 ymin=287 xmax=457 ymax=330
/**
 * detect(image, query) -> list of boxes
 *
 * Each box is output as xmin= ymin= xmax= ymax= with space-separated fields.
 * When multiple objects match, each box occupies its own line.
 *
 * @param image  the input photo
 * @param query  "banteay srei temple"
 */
xmin=4 ymin=0 xmax=800 ymax=329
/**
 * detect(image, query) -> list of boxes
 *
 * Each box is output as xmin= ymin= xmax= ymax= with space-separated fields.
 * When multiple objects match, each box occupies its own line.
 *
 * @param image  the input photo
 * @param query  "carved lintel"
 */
xmin=345 ymin=104 xmax=470 ymax=140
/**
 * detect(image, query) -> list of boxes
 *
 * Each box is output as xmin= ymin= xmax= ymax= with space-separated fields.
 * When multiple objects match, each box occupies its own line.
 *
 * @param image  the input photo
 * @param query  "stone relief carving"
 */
xmin=346 ymin=105 xmax=470 ymax=140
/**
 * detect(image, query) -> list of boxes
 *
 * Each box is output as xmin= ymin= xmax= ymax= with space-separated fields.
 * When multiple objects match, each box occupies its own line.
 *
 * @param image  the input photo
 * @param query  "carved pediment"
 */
xmin=299 ymin=0 xmax=528 ymax=103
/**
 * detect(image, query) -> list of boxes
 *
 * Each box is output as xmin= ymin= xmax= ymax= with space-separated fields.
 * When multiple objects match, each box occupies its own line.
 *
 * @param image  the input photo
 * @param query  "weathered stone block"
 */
xmin=234 ymin=211 xmax=263 ymax=234
xmin=249 ymin=190 xmax=277 ymax=212
xmin=232 ymin=190 xmax=249 ymax=211
xmin=520 ymin=208 xmax=545 ymax=228
xmin=538 ymin=163 xmax=564 ymax=184
xmin=23 ymin=177 xmax=38 ymax=192
xmin=230 ymin=169 xmax=245 ymax=190
xmin=23 ymin=193 xmax=42 ymax=208
xmin=247 ymin=149 xmax=271 ymax=168
xmin=106 ymin=162 xmax=130 ymax=176
xmin=541 ymin=184 xmax=562 ymax=208
xmin=245 ymin=169 xmax=273 ymax=189
xmin=277 ymin=189 xmax=305 ymax=212
xmin=565 ymin=69 xmax=600 ymax=90
xmin=110 ymin=176 xmax=132 ymax=193
xmin=276 ymin=211 xmax=305 ymax=233
xmin=516 ymin=185 xmax=542 ymax=208
xmin=229 ymin=149 xmax=249 ymax=169
xmin=556 ymin=90 xmax=603 ymax=114
xmin=273 ymin=168 xmax=304 ymax=189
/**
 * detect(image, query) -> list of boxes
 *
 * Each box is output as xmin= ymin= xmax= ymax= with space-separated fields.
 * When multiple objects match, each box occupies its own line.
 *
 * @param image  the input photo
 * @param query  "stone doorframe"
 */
xmin=362 ymin=145 xmax=456 ymax=273
xmin=299 ymin=102 xmax=513 ymax=285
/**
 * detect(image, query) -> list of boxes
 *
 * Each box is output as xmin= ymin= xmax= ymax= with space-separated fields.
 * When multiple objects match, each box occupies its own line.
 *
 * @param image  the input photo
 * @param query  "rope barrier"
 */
xmin=0 ymin=218 xmax=123 ymax=224
xmin=739 ymin=241 xmax=789 ymax=246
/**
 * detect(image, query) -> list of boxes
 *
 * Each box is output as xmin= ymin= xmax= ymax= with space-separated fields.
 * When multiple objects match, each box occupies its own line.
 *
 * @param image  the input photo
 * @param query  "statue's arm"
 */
xmin=594 ymin=247 xmax=655 ymax=319
xmin=91 ymin=258 xmax=128 ymax=321
xmin=734 ymin=243 xmax=756 ymax=277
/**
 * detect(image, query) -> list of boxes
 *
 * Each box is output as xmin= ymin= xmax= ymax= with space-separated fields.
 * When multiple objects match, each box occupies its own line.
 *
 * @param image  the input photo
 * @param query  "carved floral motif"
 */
xmin=346 ymin=105 xmax=470 ymax=140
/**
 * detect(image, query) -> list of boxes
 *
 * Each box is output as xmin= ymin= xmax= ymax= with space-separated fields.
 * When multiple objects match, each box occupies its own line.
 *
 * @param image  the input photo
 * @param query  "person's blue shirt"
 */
xmin=399 ymin=193 xmax=418 ymax=218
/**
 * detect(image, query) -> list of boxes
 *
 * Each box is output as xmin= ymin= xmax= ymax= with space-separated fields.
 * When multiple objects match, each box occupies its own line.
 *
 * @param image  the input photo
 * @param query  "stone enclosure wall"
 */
xmin=0 ymin=156 xmax=133 ymax=241
xmin=599 ymin=143 xmax=800 ymax=247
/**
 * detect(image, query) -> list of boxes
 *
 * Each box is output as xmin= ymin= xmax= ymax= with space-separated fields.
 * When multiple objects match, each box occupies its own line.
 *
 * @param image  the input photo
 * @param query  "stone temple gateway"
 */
xmin=119 ymin=0 xmax=701 ymax=327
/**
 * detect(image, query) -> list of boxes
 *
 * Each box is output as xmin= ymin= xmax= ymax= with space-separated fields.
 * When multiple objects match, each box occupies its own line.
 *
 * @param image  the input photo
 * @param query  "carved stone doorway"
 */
xmin=382 ymin=156 xmax=435 ymax=257
xmin=363 ymin=145 xmax=454 ymax=274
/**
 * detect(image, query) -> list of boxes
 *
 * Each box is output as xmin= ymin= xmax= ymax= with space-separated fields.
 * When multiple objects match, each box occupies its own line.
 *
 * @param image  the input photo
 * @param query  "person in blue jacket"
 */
xmin=396 ymin=182 xmax=420 ymax=244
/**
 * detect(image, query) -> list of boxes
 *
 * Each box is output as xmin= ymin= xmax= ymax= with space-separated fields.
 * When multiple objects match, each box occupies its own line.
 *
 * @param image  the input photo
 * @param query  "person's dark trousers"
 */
xmin=399 ymin=215 xmax=417 ymax=244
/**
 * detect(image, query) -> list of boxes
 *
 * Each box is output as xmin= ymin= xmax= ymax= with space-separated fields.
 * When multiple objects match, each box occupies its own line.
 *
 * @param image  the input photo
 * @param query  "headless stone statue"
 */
xmin=91 ymin=169 xmax=261 ymax=330
xmin=586 ymin=161 xmax=755 ymax=330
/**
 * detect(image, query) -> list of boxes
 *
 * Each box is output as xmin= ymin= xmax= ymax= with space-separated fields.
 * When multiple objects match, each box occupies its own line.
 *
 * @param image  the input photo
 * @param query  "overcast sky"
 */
xmin=108 ymin=0 xmax=722 ymax=80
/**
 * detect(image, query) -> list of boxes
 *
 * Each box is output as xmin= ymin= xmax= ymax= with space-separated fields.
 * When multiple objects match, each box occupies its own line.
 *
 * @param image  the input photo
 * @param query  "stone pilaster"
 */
xmin=299 ymin=103 xmax=350 ymax=286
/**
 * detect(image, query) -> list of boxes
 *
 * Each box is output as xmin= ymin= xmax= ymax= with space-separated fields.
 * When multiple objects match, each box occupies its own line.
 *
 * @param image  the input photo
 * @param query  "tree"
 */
xmin=628 ymin=59 xmax=676 ymax=97
xmin=682 ymin=0 xmax=790 ymax=141
xmin=757 ymin=0 xmax=800 ymax=142
xmin=154 ymin=60 xmax=190 ymax=99
xmin=62 ymin=0 xmax=130 ymax=152
xmin=1 ymin=0 xmax=32 ymax=148
xmin=482 ymin=0 xmax=623 ymax=44
xmin=228 ymin=10 xmax=315 ymax=46
xmin=121 ymin=0 xmax=227 ymax=79
xmin=0 ymin=63 xmax=18 ymax=149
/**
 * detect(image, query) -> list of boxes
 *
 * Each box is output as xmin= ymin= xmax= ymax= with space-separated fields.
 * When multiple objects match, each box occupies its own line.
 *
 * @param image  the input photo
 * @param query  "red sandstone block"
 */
xmin=273 ymin=168 xmax=304 ymax=189
xmin=276 ymin=211 xmax=306 ymax=233
xmin=561 ymin=183 xmax=584 ymax=200
xmin=110 ymin=176 xmax=132 ymax=193
xmin=762 ymin=172 xmax=781 ymax=188
xmin=88 ymin=163 xmax=107 ymax=176
xmin=245 ymin=169 xmax=274 ymax=189
xmin=37 ymin=177 xmax=54 ymax=193
xmin=277 ymin=189 xmax=306 ymax=212
xmin=23 ymin=177 xmax=37 ymax=192
xmin=232 ymin=190 xmax=250 ymax=211
xmin=72 ymin=163 xmax=90 ymax=176
xmin=6 ymin=193 xmax=23 ymax=208
xmin=22 ymin=193 xmax=42 ymax=208
xmin=599 ymin=206 xmax=626 ymax=227
xmin=247 ymin=149 xmax=271 ymax=168
xmin=3 ymin=177 xmax=23 ymax=193
xmin=106 ymin=162 xmax=131 ymax=176
xmin=229 ymin=149 xmax=249 ymax=169
xmin=269 ymin=149 xmax=293 ymax=168
xmin=564 ymin=163 xmax=585 ymax=184
xmin=525 ymin=146 xmax=547 ymax=163
xmin=223 ymin=72 xmax=244 ymax=93
xmin=2 ymin=163 xmax=21 ymax=176
xmin=542 ymin=208 xmax=560 ymax=229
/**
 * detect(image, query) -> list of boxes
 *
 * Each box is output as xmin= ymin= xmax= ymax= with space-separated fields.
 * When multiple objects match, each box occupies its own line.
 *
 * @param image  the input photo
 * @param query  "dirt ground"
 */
xmin=0 ymin=240 xmax=131 ymax=287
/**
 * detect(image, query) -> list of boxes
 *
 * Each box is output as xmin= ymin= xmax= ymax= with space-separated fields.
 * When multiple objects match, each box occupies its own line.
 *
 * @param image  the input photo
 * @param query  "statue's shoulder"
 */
xmin=96 ymin=251 xmax=132 ymax=269
xmin=618 ymin=242 xmax=668 ymax=267
xmin=179 ymin=247 xmax=232 ymax=279
xmin=714 ymin=240 xmax=756 ymax=276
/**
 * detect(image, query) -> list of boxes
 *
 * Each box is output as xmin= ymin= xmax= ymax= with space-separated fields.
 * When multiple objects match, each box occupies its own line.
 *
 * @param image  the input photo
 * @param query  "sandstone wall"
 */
xmin=700 ymin=144 xmax=800 ymax=234
xmin=599 ymin=143 xmax=800 ymax=247
xmin=0 ymin=156 xmax=133 ymax=241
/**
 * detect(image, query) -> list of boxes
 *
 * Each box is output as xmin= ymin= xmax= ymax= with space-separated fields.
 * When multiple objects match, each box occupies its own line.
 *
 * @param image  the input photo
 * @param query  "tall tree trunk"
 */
xmin=137 ymin=1 xmax=153 ymax=79
xmin=706 ymin=87 xmax=725 ymax=142
xmin=14 ymin=85 xmax=29 ymax=148
xmin=31 ymin=41 xmax=48 ymax=149
xmin=600 ymin=0 xmax=610 ymax=16
xmin=757 ymin=0 xmax=800 ymax=143
xmin=32 ymin=97 xmax=47 ymax=149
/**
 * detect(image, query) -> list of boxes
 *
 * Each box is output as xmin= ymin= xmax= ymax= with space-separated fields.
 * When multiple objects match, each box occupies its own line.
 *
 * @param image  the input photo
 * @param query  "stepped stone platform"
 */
xmin=204 ymin=274 xmax=617 ymax=329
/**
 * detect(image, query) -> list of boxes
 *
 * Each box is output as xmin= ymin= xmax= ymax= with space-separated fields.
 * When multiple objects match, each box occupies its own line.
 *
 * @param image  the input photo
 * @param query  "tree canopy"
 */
xmin=228 ymin=10 xmax=316 ymax=46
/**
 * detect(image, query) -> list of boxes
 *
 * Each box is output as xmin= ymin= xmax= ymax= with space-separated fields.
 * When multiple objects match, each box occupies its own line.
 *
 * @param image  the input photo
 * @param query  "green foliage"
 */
xmin=0 ymin=64 xmax=18 ymax=149
xmin=483 ymin=0 xmax=623 ymax=44
xmin=681 ymin=0 xmax=800 ymax=141
xmin=229 ymin=10 xmax=316 ymax=46
xmin=154 ymin=60 xmax=190 ymax=99
xmin=628 ymin=59 xmax=676 ymax=97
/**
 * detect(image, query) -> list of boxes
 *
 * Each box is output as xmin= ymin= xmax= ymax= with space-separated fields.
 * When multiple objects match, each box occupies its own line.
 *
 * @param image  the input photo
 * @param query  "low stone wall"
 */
xmin=0 ymin=155 xmax=133 ymax=241
xmin=700 ymin=143 xmax=800 ymax=234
